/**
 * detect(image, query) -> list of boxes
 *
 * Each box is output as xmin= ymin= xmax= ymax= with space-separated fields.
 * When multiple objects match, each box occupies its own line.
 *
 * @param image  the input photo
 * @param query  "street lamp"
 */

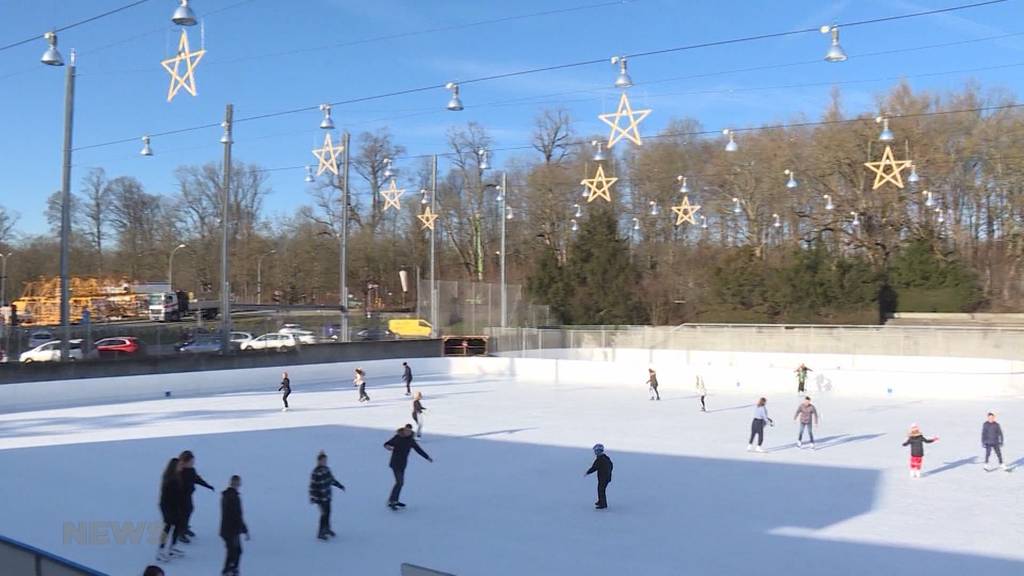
xmin=257 ymin=249 xmax=277 ymax=305
xmin=483 ymin=173 xmax=510 ymax=327
xmin=168 ymin=243 xmax=188 ymax=287
xmin=0 ymin=252 xmax=11 ymax=307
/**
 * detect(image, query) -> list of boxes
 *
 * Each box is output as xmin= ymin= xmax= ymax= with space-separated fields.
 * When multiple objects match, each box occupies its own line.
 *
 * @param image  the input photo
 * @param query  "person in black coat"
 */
xmin=156 ymin=458 xmax=186 ymax=562
xmin=220 ymin=475 xmax=249 ymax=576
xmin=402 ymin=362 xmax=413 ymax=396
xmin=279 ymin=372 xmax=291 ymax=411
xmin=585 ymin=444 xmax=614 ymax=509
xmin=384 ymin=424 xmax=432 ymax=509
xmin=177 ymin=450 xmax=214 ymax=542
xmin=902 ymin=424 xmax=939 ymax=478
xmin=982 ymin=412 xmax=1006 ymax=470
xmin=309 ymin=451 xmax=345 ymax=540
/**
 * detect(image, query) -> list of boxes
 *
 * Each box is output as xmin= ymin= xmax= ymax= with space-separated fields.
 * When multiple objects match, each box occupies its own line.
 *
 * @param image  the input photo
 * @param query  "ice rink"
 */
xmin=0 ymin=368 xmax=1022 ymax=575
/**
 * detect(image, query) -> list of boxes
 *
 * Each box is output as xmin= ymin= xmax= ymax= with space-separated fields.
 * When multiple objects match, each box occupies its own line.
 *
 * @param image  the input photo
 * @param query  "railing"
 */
xmin=0 ymin=534 xmax=107 ymax=576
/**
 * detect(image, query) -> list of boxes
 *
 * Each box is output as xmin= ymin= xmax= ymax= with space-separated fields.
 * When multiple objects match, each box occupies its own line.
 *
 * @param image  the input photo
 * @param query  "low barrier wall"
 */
xmin=0 ymin=534 xmax=107 ymax=576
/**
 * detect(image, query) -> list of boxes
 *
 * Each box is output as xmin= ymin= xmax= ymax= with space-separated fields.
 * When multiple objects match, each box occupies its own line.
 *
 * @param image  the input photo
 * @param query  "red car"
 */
xmin=94 ymin=337 xmax=145 ymax=358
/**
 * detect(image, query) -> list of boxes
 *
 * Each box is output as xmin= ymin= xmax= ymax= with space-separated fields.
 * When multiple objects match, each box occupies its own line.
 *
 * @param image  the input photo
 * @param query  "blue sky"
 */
xmin=1 ymin=0 xmax=1022 ymax=234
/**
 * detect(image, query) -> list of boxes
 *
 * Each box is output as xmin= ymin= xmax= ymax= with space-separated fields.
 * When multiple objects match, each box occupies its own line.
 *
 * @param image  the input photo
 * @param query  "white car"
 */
xmin=278 ymin=325 xmax=316 ymax=345
xmin=20 ymin=339 xmax=84 ymax=363
xmin=27 ymin=330 xmax=56 ymax=350
xmin=241 ymin=333 xmax=298 ymax=352
xmin=230 ymin=332 xmax=254 ymax=346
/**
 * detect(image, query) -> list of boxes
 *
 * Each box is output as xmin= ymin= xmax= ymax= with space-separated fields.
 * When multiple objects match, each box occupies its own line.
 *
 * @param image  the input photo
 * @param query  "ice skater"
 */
xmin=696 ymin=375 xmax=707 ymax=412
xmin=585 ymin=444 xmax=613 ymax=509
xmin=793 ymin=397 xmax=819 ymax=449
xmin=156 ymin=458 xmax=185 ymax=562
xmin=412 ymin=392 xmax=427 ymax=438
xmin=402 ymin=362 xmax=413 ymax=396
xmin=902 ymin=424 xmax=939 ymax=478
xmin=178 ymin=450 xmax=214 ymax=542
xmin=647 ymin=368 xmax=660 ymax=401
xmin=220 ymin=474 xmax=249 ymax=576
xmin=795 ymin=363 xmax=812 ymax=394
xmin=354 ymin=368 xmax=370 ymax=402
xmin=279 ymin=371 xmax=291 ymax=411
xmin=982 ymin=412 xmax=1007 ymax=471
xmin=384 ymin=424 xmax=433 ymax=510
xmin=309 ymin=451 xmax=345 ymax=540
xmin=747 ymin=397 xmax=773 ymax=452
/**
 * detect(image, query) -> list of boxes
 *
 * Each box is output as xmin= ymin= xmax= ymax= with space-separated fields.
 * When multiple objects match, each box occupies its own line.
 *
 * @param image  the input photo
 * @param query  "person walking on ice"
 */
xmin=795 ymin=363 xmax=812 ymax=394
xmin=354 ymin=368 xmax=370 ymax=403
xmin=902 ymin=424 xmax=939 ymax=478
xmin=696 ymin=375 xmax=707 ymax=412
xmin=412 ymin=392 xmax=427 ymax=438
xmin=982 ymin=412 xmax=1007 ymax=471
xmin=279 ymin=372 xmax=291 ymax=411
xmin=219 ymin=474 xmax=249 ymax=576
xmin=177 ymin=450 xmax=214 ymax=542
xmin=647 ymin=368 xmax=660 ymax=401
xmin=156 ymin=458 xmax=185 ymax=562
xmin=793 ymin=397 xmax=820 ymax=449
xmin=585 ymin=444 xmax=613 ymax=509
xmin=402 ymin=362 xmax=414 ymax=396
xmin=309 ymin=451 xmax=345 ymax=540
xmin=384 ymin=424 xmax=432 ymax=510
xmin=747 ymin=397 xmax=773 ymax=453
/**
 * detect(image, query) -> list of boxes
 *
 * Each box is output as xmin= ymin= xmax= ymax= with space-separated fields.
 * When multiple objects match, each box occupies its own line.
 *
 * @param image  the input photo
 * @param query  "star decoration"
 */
xmin=864 ymin=145 xmax=913 ymax=190
xmin=312 ymin=133 xmax=343 ymax=176
xmin=580 ymin=164 xmax=618 ymax=203
xmin=381 ymin=179 xmax=405 ymax=212
xmin=418 ymin=206 xmax=439 ymax=230
xmin=161 ymin=29 xmax=206 ymax=102
xmin=598 ymin=92 xmax=652 ymax=148
xmin=671 ymin=196 xmax=701 ymax=225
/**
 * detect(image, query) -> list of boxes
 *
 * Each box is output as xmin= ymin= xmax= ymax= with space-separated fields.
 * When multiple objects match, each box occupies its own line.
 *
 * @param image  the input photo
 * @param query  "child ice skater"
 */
xmin=585 ymin=444 xmax=613 ymax=509
xmin=982 ymin=412 xmax=1006 ymax=471
xmin=278 ymin=371 xmax=291 ymax=411
xmin=354 ymin=368 xmax=369 ymax=403
xmin=647 ymin=368 xmax=660 ymax=401
xmin=412 ymin=392 xmax=427 ymax=438
xmin=696 ymin=375 xmax=707 ymax=412
xmin=902 ymin=424 xmax=939 ymax=478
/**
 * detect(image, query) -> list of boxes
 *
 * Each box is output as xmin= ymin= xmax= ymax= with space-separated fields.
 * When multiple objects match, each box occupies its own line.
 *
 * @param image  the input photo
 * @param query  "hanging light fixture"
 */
xmin=851 ymin=212 xmax=860 ymax=227
xmin=784 ymin=169 xmax=798 ymax=189
xmin=876 ymin=116 xmax=895 ymax=142
xmin=140 ymin=136 xmax=153 ymax=156
xmin=700 ymin=215 xmax=708 ymax=229
xmin=383 ymin=158 xmax=394 ymax=179
xmin=824 ymin=194 xmax=834 ymax=211
xmin=820 ymin=25 xmax=847 ymax=63
xmin=908 ymin=163 xmax=920 ymax=184
xmin=420 ymin=189 xmax=429 ymax=205
xmin=495 ymin=184 xmax=503 ymax=203
xmin=649 ymin=201 xmax=659 ymax=216
xmin=611 ymin=55 xmax=633 ymax=89
xmin=677 ymin=175 xmax=690 ymax=194
xmin=304 ymin=166 xmax=315 ymax=183
xmin=632 ymin=217 xmax=640 ymax=231
xmin=219 ymin=121 xmax=232 ymax=144
xmin=591 ymin=140 xmax=606 ymax=162
xmin=924 ymin=190 xmax=934 ymax=208
xmin=772 ymin=213 xmax=782 ymax=228
xmin=478 ymin=149 xmax=490 ymax=171
xmin=936 ymin=208 xmax=945 ymax=223
xmin=570 ymin=219 xmax=579 ymax=232
xmin=732 ymin=197 xmax=742 ymax=214
xmin=723 ymin=129 xmax=738 ymax=152
xmin=507 ymin=207 xmax=515 ymax=220
xmin=41 ymin=31 xmax=64 ymax=66
xmin=573 ymin=203 xmax=582 ymax=218
xmin=319 ymin=104 xmax=335 ymax=130
xmin=445 ymin=82 xmax=464 ymax=111
xmin=580 ymin=185 xmax=590 ymax=198
xmin=171 ymin=0 xmax=198 ymax=26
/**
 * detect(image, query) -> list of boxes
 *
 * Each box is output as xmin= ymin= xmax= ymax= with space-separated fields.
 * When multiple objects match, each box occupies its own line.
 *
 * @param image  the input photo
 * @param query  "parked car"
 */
xmin=241 ymin=333 xmax=298 ymax=352
xmin=20 ymin=339 xmax=84 ymax=363
xmin=177 ymin=338 xmax=224 ymax=355
xmin=323 ymin=323 xmax=343 ymax=341
xmin=93 ymin=337 xmax=145 ymax=358
xmin=356 ymin=327 xmax=396 ymax=341
xmin=27 ymin=330 xmax=56 ymax=350
xmin=230 ymin=332 xmax=254 ymax=346
xmin=278 ymin=324 xmax=316 ymax=344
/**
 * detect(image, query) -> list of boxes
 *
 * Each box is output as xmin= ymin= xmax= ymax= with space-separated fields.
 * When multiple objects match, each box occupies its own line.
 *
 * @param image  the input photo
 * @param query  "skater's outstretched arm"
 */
xmin=412 ymin=441 xmax=432 ymax=462
xmin=585 ymin=461 xmax=598 ymax=476
xmin=195 ymin=473 xmax=214 ymax=491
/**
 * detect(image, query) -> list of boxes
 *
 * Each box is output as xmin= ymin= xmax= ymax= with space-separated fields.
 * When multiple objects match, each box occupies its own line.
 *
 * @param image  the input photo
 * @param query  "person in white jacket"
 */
xmin=696 ymin=375 xmax=707 ymax=412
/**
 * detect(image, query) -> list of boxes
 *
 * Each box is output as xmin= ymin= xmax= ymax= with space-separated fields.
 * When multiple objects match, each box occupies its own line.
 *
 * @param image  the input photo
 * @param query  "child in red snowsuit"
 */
xmin=902 ymin=424 xmax=939 ymax=478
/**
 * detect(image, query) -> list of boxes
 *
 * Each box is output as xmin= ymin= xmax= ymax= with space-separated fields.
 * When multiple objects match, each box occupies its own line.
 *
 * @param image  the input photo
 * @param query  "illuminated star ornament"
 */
xmin=599 ymin=92 xmax=652 ymax=148
xmin=161 ymin=30 xmax=206 ymax=102
xmin=864 ymin=145 xmax=913 ymax=190
xmin=381 ymin=179 xmax=405 ymax=212
xmin=580 ymin=164 xmax=618 ymax=203
xmin=312 ymin=133 xmax=343 ymax=176
xmin=671 ymin=196 xmax=701 ymax=225
xmin=418 ymin=206 xmax=439 ymax=230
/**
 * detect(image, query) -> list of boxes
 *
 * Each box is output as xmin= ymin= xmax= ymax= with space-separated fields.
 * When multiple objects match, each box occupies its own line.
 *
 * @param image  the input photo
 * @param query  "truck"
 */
xmin=387 ymin=318 xmax=433 ymax=338
xmin=148 ymin=291 xmax=219 ymax=322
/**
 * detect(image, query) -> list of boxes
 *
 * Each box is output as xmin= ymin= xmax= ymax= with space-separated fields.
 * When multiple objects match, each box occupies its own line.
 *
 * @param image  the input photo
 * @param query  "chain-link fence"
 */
xmin=415 ymin=279 xmax=551 ymax=335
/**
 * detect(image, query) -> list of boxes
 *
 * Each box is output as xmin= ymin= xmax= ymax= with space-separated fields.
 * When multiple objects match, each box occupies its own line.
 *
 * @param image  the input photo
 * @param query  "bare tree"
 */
xmin=77 ymin=168 xmax=110 ymax=273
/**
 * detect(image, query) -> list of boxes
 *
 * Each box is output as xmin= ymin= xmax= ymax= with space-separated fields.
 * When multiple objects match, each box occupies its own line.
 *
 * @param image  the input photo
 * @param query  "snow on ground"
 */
xmin=0 ymin=369 xmax=1022 ymax=576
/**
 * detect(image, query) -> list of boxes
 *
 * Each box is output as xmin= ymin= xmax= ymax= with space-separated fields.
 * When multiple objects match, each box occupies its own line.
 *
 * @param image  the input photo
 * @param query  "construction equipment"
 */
xmin=12 ymin=277 xmax=170 ymax=326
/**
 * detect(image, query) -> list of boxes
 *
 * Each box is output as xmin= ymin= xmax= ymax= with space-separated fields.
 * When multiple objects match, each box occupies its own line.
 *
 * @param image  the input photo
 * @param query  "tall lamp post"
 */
xmin=484 ymin=173 xmax=510 ymax=328
xmin=0 ymin=252 xmax=11 ymax=307
xmin=256 ymin=249 xmax=276 ymax=305
xmin=168 ymin=243 xmax=188 ymax=288
xmin=220 ymin=105 xmax=234 ymax=354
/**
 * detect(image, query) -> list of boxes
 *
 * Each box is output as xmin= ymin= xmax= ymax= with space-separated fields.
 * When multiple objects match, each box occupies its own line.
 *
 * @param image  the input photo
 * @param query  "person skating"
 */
xmin=795 ymin=363 xmax=812 ymax=394
xmin=647 ymin=368 xmax=660 ymax=401
xmin=177 ymin=450 xmax=214 ymax=542
xmin=793 ymin=397 xmax=820 ymax=449
xmin=354 ymin=368 xmax=370 ymax=403
xmin=982 ymin=412 xmax=1007 ymax=471
xmin=412 ymin=392 xmax=427 ymax=438
xmin=747 ymin=397 xmax=773 ymax=453
xmin=585 ymin=444 xmax=614 ymax=509
xmin=902 ymin=424 xmax=939 ymax=478
xmin=402 ymin=362 xmax=414 ymax=396
xmin=279 ymin=371 xmax=291 ymax=411
xmin=384 ymin=424 xmax=432 ymax=510
xmin=696 ymin=375 xmax=707 ymax=412
xmin=220 ymin=474 xmax=249 ymax=576
xmin=156 ymin=458 xmax=186 ymax=562
xmin=309 ymin=451 xmax=345 ymax=540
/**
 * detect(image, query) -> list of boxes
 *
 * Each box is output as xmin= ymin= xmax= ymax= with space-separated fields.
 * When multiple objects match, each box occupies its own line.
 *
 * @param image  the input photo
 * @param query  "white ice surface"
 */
xmin=0 ymin=371 xmax=1022 ymax=576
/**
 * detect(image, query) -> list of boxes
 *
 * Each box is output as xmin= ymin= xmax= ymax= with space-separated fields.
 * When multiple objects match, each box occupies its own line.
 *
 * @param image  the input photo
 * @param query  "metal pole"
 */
xmin=256 ymin=258 xmax=263 ymax=305
xmin=340 ymin=131 xmax=350 ymax=342
xmin=430 ymin=155 xmax=438 ymax=338
xmin=59 ymin=51 xmax=76 ymax=362
xmin=500 ymin=171 xmax=507 ymax=328
xmin=168 ymin=244 xmax=186 ymax=288
xmin=0 ymin=253 xmax=9 ymax=307
xmin=220 ymin=104 xmax=233 ymax=353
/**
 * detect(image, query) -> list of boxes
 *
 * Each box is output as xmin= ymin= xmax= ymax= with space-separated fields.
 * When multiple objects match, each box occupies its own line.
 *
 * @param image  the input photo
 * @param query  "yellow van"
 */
xmin=388 ymin=318 xmax=433 ymax=338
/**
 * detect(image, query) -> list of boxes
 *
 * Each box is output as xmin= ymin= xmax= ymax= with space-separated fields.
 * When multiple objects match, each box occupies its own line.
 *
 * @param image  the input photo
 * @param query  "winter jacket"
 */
xmin=586 ymin=454 xmax=613 ymax=482
xmin=413 ymin=400 xmax=425 ymax=416
xmin=403 ymin=365 xmax=413 ymax=382
xmin=902 ymin=434 xmax=935 ymax=457
xmin=279 ymin=377 xmax=290 ymax=392
xmin=648 ymin=374 xmax=659 ymax=388
xmin=385 ymin=433 xmax=431 ymax=469
xmin=982 ymin=422 xmax=1004 ymax=446
xmin=219 ymin=487 xmax=248 ymax=539
xmin=180 ymin=467 xmax=213 ymax=496
xmin=794 ymin=404 xmax=819 ymax=425
xmin=159 ymin=475 xmax=185 ymax=518
xmin=354 ymin=374 xmax=365 ymax=387
xmin=309 ymin=465 xmax=344 ymax=504
xmin=754 ymin=405 xmax=771 ymax=422
xmin=796 ymin=366 xmax=812 ymax=381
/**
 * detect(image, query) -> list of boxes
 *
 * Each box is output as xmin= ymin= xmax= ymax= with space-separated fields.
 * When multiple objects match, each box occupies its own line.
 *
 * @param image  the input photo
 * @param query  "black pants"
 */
xmin=389 ymin=465 xmax=406 ymax=504
xmin=182 ymin=497 xmax=194 ymax=532
xmin=404 ymin=377 xmax=412 ymax=394
xmin=359 ymin=384 xmax=369 ymax=401
xmin=597 ymin=478 xmax=610 ymax=507
xmin=798 ymin=380 xmax=806 ymax=393
xmin=317 ymin=501 xmax=331 ymax=536
xmin=222 ymin=534 xmax=242 ymax=573
xmin=650 ymin=385 xmax=660 ymax=400
xmin=749 ymin=418 xmax=766 ymax=446
xmin=700 ymin=395 xmax=706 ymax=410
xmin=282 ymin=390 xmax=290 ymax=408
xmin=160 ymin=507 xmax=181 ymax=547
xmin=985 ymin=444 xmax=1004 ymax=464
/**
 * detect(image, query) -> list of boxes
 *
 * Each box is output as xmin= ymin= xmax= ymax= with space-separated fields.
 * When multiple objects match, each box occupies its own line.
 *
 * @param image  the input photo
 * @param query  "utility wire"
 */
xmin=0 ymin=0 xmax=154 ymax=53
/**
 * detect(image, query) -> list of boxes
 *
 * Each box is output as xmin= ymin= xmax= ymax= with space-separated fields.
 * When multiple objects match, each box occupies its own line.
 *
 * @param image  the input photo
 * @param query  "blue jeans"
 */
xmin=798 ymin=422 xmax=814 ymax=442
